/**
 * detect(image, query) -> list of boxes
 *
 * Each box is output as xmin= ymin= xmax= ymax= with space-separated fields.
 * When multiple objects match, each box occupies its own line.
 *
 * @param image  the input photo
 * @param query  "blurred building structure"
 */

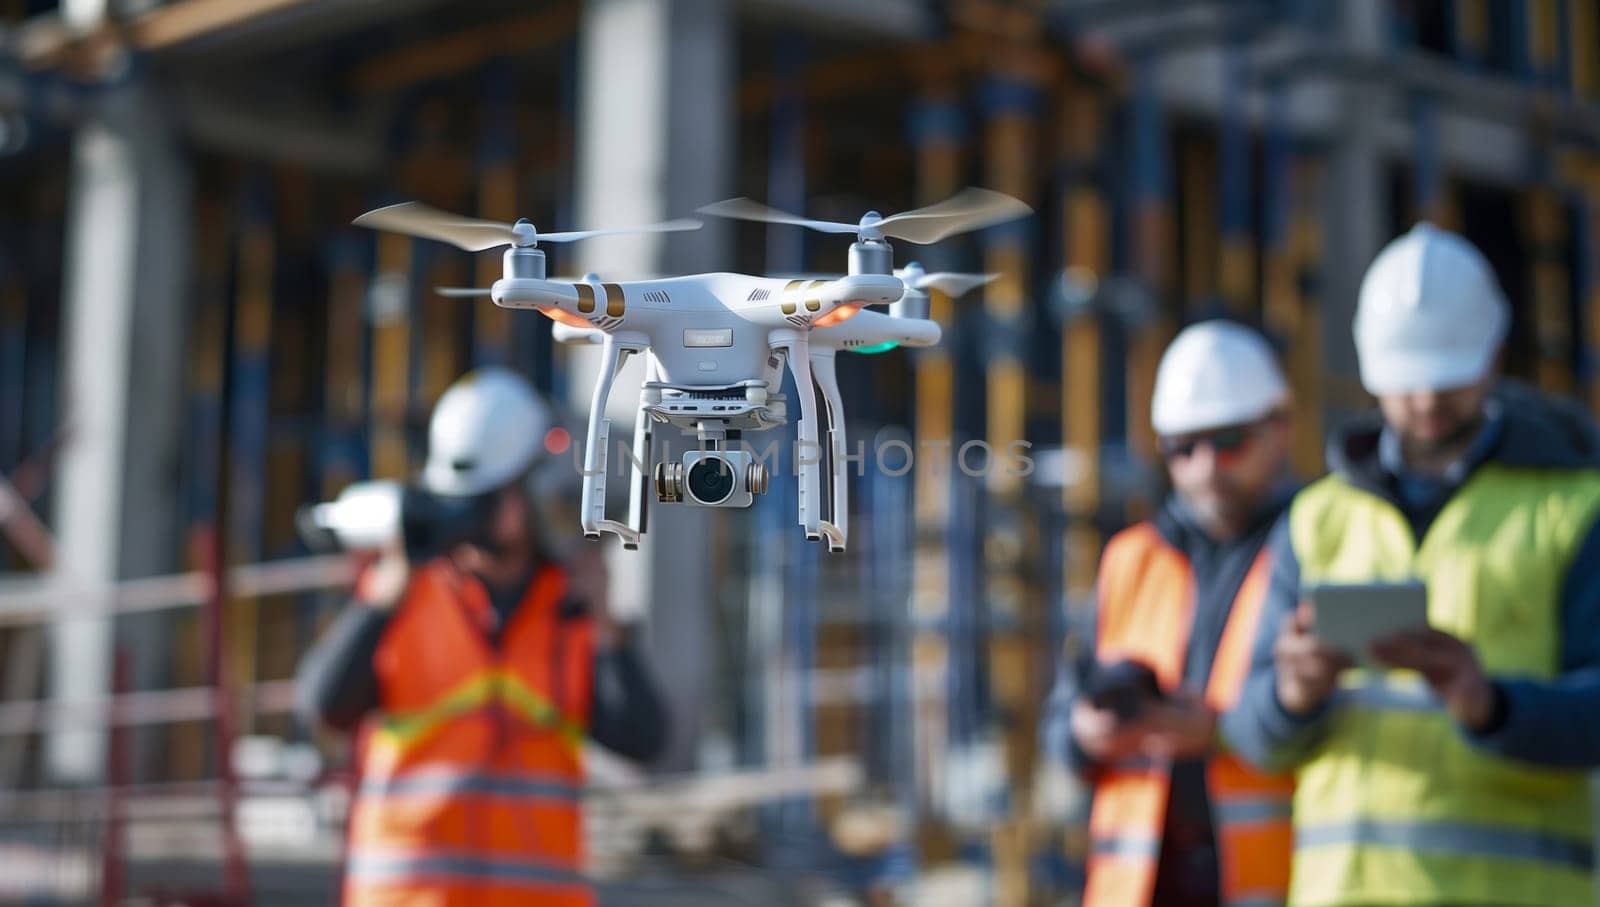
xmin=2 ymin=0 xmax=1600 ymax=903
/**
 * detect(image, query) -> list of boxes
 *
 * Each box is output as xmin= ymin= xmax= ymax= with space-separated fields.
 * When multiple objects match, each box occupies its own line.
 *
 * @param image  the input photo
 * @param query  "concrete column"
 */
xmin=574 ymin=0 xmax=733 ymax=772
xmin=49 ymin=85 xmax=190 ymax=781
xmin=1319 ymin=0 xmax=1389 ymax=416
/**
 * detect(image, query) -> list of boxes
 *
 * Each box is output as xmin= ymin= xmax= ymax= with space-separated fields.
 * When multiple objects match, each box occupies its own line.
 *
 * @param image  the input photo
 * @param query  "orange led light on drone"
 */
xmin=539 ymin=306 xmax=596 ymax=330
xmin=814 ymin=303 xmax=862 ymax=328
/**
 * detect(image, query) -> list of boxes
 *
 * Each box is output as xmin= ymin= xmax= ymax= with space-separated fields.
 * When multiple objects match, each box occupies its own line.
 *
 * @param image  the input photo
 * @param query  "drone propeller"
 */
xmin=697 ymin=188 xmax=1030 ymax=245
xmin=896 ymin=265 xmax=997 ymax=298
xmin=354 ymin=201 xmax=701 ymax=252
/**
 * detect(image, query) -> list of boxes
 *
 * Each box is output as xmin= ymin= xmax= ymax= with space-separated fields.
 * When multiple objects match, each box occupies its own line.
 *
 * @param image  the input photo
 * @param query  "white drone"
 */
xmin=353 ymin=189 xmax=1027 ymax=552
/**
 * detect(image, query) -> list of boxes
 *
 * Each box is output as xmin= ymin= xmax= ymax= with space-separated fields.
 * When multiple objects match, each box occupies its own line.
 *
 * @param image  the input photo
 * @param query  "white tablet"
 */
xmin=1306 ymin=581 xmax=1430 ymax=664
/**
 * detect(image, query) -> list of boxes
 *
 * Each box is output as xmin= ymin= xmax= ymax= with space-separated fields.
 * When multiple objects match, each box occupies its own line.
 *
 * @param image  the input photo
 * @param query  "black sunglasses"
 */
xmin=1158 ymin=423 xmax=1257 ymax=460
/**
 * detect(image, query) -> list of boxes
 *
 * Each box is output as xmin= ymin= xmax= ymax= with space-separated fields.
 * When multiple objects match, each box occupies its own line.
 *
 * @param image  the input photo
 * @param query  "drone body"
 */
xmin=492 ymin=272 xmax=901 ymax=384
xmin=492 ymin=271 xmax=901 ymax=550
xmin=353 ymin=190 xmax=1025 ymax=553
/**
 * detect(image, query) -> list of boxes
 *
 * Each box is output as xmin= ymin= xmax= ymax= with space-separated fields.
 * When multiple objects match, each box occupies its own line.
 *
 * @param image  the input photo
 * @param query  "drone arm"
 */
xmin=492 ymin=279 xmax=587 ymax=323
xmin=901 ymin=318 xmax=943 ymax=347
xmin=581 ymin=336 xmax=643 ymax=546
xmin=816 ymin=309 xmax=944 ymax=352
xmin=811 ymin=350 xmax=848 ymax=552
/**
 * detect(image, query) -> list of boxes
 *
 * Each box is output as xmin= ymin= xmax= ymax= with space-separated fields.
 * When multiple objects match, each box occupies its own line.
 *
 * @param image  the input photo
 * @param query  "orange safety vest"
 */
xmin=344 ymin=560 xmax=595 ymax=907
xmin=1082 ymin=523 xmax=1294 ymax=907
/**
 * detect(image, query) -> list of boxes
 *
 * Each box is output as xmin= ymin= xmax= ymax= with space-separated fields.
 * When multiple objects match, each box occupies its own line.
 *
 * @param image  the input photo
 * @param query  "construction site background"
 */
xmin=4 ymin=0 xmax=1600 ymax=904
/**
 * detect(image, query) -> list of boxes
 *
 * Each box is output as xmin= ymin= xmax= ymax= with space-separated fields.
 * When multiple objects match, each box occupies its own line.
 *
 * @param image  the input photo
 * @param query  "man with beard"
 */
xmin=1042 ymin=320 xmax=1299 ymax=906
xmin=1224 ymin=223 xmax=1600 ymax=907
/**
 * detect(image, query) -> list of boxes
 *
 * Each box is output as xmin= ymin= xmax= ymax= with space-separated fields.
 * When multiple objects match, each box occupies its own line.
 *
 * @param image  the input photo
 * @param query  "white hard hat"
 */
xmin=1354 ymin=222 xmax=1508 ymax=395
xmin=1151 ymin=320 xmax=1289 ymax=436
xmin=422 ymin=367 xmax=553 ymax=497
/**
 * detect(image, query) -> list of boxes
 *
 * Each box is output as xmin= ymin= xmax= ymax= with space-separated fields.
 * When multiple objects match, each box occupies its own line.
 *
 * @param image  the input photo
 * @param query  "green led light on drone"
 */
xmin=854 ymin=341 xmax=900 ymax=355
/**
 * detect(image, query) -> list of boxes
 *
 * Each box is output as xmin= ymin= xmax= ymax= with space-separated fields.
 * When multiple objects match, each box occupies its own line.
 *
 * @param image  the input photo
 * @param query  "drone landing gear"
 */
xmin=774 ymin=334 xmax=823 ymax=543
xmin=624 ymin=390 xmax=652 ymax=551
xmin=581 ymin=337 xmax=650 ymax=548
xmin=811 ymin=350 xmax=848 ymax=553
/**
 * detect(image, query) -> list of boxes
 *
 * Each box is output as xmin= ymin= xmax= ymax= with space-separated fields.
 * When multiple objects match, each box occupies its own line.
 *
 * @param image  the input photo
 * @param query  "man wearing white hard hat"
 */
xmin=1225 ymin=223 xmax=1600 ymax=906
xmin=296 ymin=367 xmax=667 ymax=907
xmin=1043 ymin=320 xmax=1299 ymax=906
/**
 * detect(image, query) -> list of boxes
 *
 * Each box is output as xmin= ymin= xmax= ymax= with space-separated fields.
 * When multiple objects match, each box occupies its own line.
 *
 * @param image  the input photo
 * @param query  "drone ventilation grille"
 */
xmin=642 ymin=290 xmax=671 ymax=304
xmin=747 ymin=288 xmax=771 ymax=302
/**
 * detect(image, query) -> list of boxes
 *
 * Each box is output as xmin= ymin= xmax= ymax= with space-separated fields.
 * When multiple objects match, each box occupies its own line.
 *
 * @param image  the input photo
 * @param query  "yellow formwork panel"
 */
xmin=910 ymin=85 xmax=964 ymax=824
xmin=1456 ymin=0 xmax=1491 ymax=62
xmin=324 ymin=214 xmax=368 ymax=499
xmin=1573 ymin=1 xmax=1600 ymax=100
xmin=370 ymin=231 xmax=413 ymax=481
xmin=1528 ymin=0 xmax=1561 ymax=75
xmin=1181 ymin=136 xmax=1219 ymax=308
xmin=1524 ymin=187 xmax=1573 ymax=394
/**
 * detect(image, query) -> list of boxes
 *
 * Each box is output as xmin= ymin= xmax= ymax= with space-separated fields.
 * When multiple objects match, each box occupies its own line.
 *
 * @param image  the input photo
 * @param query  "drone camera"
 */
xmin=655 ymin=450 xmax=767 ymax=508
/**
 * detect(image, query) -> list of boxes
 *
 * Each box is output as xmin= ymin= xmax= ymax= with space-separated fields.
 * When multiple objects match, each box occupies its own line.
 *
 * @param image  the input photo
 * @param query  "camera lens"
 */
xmin=686 ymin=456 xmax=736 ymax=505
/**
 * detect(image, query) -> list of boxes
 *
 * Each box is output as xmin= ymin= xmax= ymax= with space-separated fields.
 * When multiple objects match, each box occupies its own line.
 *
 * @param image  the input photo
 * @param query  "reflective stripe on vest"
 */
xmin=367 ymin=669 xmax=586 ymax=758
xmin=1288 ymin=467 xmax=1600 ymax=907
xmin=348 ymin=850 xmax=587 ymax=887
xmin=1082 ymin=522 xmax=1295 ymax=907
xmin=1212 ymin=795 xmax=1293 ymax=827
xmin=359 ymin=767 xmax=582 ymax=803
xmin=1091 ymin=836 xmax=1160 ymax=860
xmin=1296 ymin=819 xmax=1594 ymax=871
xmin=347 ymin=561 xmax=594 ymax=907
xmin=347 ymin=849 xmax=593 ymax=907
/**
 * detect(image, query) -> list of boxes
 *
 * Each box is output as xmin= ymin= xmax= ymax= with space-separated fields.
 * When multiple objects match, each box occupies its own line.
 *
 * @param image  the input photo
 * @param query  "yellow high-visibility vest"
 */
xmin=1286 ymin=465 xmax=1600 ymax=906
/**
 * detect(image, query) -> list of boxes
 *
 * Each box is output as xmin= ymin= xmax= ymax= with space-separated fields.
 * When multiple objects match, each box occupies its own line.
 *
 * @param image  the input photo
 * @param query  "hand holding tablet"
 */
xmin=1304 ymin=581 xmax=1430 ymax=666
